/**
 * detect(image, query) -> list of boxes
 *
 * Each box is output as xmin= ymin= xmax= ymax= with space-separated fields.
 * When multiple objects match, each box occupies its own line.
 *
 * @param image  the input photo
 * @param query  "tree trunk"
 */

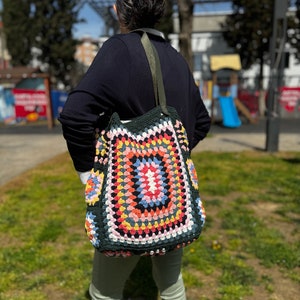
xmin=177 ymin=0 xmax=194 ymax=71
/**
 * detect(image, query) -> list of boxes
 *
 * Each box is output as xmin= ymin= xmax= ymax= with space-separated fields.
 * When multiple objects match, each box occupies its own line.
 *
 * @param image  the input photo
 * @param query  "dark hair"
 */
xmin=115 ymin=0 xmax=165 ymax=30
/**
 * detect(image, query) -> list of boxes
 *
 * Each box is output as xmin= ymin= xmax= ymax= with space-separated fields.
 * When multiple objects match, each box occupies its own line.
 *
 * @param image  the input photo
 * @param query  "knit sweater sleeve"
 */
xmin=58 ymin=37 xmax=130 ymax=172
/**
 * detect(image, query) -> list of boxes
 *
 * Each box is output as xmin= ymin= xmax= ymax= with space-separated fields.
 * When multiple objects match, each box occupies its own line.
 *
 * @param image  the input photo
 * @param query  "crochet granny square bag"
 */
xmin=84 ymin=30 xmax=206 ymax=257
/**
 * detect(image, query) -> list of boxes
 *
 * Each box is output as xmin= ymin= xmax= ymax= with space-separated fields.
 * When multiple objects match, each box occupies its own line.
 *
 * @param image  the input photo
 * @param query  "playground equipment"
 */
xmin=218 ymin=96 xmax=241 ymax=128
xmin=210 ymin=54 xmax=256 ymax=127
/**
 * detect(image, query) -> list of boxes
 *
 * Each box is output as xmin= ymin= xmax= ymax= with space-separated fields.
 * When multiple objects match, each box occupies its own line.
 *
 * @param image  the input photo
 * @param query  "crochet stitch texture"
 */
xmin=85 ymin=106 xmax=205 ymax=257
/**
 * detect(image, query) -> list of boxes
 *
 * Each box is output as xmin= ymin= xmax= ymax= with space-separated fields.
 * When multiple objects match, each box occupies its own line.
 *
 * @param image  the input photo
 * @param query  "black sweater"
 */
xmin=59 ymin=31 xmax=211 ymax=172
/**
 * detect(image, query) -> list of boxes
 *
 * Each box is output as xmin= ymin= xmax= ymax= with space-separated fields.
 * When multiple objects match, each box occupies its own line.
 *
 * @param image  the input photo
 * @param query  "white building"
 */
xmin=170 ymin=11 xmax=300 ymax=90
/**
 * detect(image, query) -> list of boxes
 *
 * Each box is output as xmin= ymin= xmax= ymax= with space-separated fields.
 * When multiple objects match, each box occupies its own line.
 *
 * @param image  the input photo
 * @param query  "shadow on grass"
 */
xmin=281 ymin=157 xmax=300 ymax=164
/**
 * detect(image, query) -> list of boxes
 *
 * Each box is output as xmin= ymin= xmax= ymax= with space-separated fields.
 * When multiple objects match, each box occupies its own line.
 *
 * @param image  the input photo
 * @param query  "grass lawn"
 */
xmin=0 ymin=151 xmax=299 ymax=300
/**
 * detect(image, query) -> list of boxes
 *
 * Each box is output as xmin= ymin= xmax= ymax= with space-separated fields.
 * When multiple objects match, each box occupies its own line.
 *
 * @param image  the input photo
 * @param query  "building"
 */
xmin=75 ymin=36 xmax=99 ymax=70
xmin=170 ymin=11 xmax=300 ymax=90
xmin=169 ymin=10 xmax=300 ymax=118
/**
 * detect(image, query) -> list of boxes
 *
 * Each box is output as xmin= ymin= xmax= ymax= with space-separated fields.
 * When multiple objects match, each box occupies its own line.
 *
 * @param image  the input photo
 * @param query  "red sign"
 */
xmin=279 ymin=87 xmax=300 ymax=112
xmin=12 ymin=89 xmax=48 ymax=120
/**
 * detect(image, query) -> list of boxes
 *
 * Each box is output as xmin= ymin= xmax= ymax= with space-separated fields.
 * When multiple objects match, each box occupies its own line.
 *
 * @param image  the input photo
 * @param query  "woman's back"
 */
xmin=73 ymin=31 xmax=209 ymax=148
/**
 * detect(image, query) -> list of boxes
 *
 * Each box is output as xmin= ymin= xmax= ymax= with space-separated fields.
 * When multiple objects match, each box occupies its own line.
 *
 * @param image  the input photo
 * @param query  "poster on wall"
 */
xmin=0 ymin=87 xmax=15 ymax=124
xmin=279 ymin=87 xmax=300 ymax=113
xmin=12 ymin=89 xmax=48 ymax=121
xmin=51 ymin=90 xmax=68 ymax=119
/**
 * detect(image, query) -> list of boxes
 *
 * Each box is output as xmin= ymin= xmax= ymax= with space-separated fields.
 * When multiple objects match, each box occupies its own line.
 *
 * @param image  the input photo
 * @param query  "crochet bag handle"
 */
xmin=138 ymin=29 xmax=170 ymax=116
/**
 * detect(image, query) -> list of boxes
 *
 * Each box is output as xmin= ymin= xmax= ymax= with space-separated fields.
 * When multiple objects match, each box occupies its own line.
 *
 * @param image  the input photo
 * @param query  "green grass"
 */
xmin=0 ymin=152 xmax=300 ymax=299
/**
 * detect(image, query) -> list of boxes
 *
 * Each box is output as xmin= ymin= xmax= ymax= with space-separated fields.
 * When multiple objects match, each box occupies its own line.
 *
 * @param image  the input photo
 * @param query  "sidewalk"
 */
xmin=194 ymin=132 xmax=300 ymax=152
xmin=0 ymin=128 xmax=67 ymax=186
xmin=0 ymin=119 xmax=299 ymax=186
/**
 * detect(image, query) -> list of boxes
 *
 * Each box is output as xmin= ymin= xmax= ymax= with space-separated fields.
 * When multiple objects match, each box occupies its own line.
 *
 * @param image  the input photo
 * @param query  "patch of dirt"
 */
xmin=0 ymin=232 xmax=24 ymax=248
xmin=244 ymin=259 xmax=300 ymax=300
xmin=248 ymin=201 xmax=300 ymax=243
xmin=42 ymin=284 xmax=77 ymax=300
xmin=186 ymin=269 xmax=221 ymax=300
xmin=194 ymin=193 xmax=300 ymax=300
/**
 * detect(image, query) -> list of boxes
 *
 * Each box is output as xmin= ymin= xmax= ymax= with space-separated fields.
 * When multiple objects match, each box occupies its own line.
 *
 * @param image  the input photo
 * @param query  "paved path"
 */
xmin=194 ymin=132 xmax=300 ymax=152
xmin=0 ymin=131 xmax=67 ymax=186
xmin=0 ymin=119 xmax=299 ymax=186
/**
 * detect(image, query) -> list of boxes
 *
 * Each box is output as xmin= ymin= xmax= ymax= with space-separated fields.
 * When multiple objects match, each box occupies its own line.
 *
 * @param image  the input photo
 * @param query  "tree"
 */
xmin=30 ymin=0 xmax=80 ymax=88
xmin=2 ymin=0 xmax=81 ymax=89
xmin=2 ymin=0 xmax=34 ymax=66
xmin=177 ymin=0 xmax=194 ymax=70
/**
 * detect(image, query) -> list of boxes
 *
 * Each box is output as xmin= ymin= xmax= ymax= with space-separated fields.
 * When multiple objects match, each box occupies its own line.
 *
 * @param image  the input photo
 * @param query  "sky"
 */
xmin=74 ymin=3 xmax=105 ymax=39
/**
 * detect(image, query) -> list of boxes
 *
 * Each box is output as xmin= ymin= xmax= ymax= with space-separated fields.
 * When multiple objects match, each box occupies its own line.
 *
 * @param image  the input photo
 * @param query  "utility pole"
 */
xmin=266 ymin=0 xmax=288 ymax=152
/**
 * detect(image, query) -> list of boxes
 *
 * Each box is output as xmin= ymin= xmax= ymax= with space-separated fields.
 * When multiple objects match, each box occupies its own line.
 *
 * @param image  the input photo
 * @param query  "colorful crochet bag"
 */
xmin=84 ymin=31 xmax=206 ymax=257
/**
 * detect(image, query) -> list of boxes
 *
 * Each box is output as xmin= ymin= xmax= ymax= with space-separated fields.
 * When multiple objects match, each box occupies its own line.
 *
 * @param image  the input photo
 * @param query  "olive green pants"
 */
xmin=89 ymin=248 xmax=186 ymax=300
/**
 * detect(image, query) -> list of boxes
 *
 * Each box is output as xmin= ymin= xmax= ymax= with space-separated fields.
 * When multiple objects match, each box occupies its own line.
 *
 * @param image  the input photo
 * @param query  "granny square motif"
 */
xmin=85 ymin=106 xmax=205 ymax=257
